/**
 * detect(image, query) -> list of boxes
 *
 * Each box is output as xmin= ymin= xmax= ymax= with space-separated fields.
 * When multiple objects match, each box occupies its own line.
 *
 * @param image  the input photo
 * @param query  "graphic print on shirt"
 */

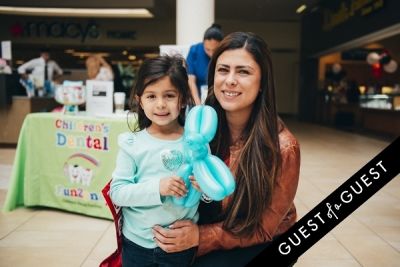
xmin=160 ymin=149 xmax=183 ymax=172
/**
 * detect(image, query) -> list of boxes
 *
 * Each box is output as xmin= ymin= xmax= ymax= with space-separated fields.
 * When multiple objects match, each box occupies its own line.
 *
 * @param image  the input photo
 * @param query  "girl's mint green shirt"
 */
xmin=110 ymin=129 xmax=199 ymax=249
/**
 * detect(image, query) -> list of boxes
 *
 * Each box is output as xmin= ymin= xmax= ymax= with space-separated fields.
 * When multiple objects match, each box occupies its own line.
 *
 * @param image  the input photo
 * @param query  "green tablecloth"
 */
xmin=3 ymin=112 xmax=134 ymax=219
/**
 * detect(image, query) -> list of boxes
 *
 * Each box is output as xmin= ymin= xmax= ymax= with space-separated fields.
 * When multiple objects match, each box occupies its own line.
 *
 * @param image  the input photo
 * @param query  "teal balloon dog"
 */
xmin=173 ymin=105 xmax=236 ymax=207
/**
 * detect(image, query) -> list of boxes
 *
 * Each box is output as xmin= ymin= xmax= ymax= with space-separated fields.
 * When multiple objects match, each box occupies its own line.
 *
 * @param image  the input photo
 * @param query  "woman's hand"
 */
xmin=152 ymin=220 xmax=199 ymax=253
xmin=159 ymin=176 xmax=187 ymax=197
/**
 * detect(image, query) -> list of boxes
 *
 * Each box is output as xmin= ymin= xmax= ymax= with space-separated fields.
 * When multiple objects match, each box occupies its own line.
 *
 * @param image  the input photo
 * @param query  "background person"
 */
xmin=86 ymin=54 xmax=114 ymax=81
xmin=186 ymin=23 xmax=224 ymax=105
xmin=17 ymin=48 xmax=63 ymax=95
xmin=152 ymin=32 xmax=301 ymax=267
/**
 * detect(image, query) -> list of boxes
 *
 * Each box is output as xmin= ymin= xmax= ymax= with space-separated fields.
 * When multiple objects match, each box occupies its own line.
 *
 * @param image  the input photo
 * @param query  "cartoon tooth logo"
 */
xmin=63 ymin=153 xmax=99 ymax=187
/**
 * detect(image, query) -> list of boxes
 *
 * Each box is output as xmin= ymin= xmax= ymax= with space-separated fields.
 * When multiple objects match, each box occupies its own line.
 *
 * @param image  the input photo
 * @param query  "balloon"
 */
xmin=173 ymin=105 xmax=236 ymax=207
xmin=366 ymin=52 xmax=381 ymax=65
xmin=383 ymin=60 xmax=398 ymax=73
xmin=371 ymin=63 xmax=383 ymax=79
xmin=173 ymin=163 xmax=194 ymax=206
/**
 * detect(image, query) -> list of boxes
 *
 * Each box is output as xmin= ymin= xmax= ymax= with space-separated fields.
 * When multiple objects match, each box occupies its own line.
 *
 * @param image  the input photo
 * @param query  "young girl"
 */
xmin=110 ymin=55 xmax=197 ymax=267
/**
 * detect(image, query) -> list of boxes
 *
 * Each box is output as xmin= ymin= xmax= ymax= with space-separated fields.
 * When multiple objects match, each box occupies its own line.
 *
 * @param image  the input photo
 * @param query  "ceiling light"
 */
xmin=296 ymin=5 xmax=307 ymax=14
xmin=128 ymin=55 xmax=137 ymax=60
xmin=144 ymin=53 xmax=159 ymax=58
xmin=0 ymin=6 xmax=153 ymax=18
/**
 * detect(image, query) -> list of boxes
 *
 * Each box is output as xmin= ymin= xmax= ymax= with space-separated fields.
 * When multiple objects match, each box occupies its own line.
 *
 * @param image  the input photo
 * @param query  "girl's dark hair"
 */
xmin=203 ymin=23 xmax=224 ymax=41
xmin=205 ymin=32 xmax=282 ymax=237
xmin=129 ymin=55 xmax=193 ymax=131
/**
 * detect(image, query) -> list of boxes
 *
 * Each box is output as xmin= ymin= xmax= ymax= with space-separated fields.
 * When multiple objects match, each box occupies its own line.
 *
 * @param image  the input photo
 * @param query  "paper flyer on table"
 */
xmin=86 ymin=80 xmax=114 ymax=117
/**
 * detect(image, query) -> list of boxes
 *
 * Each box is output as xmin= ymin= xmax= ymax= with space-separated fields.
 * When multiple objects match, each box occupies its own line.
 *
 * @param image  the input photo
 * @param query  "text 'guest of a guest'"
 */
xmin=278 ymin=160 xmax=387 ymax=255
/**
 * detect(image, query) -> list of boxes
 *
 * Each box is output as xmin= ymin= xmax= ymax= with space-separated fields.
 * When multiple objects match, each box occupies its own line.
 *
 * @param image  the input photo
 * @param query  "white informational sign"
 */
xmin=159 ymin=44 xmax=190 ymax=59
xmin=85 ymin=80 xmax=114 ymax=116
xmin=1 ymin=41 xmax=12 ymax=60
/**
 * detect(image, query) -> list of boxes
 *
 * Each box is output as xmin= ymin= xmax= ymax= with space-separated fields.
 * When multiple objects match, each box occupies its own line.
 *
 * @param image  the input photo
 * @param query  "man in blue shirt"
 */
xmin=186 ymin=24 xmax=223 ymax=105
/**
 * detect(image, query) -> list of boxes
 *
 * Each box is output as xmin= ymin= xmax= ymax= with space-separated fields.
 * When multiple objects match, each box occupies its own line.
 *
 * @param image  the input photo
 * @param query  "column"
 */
xmin=176 ymin=0 xmax=214 ymax=45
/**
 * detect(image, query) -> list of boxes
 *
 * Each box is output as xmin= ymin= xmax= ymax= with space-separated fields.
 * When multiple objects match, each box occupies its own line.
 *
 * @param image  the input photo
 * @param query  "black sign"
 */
xmin=247 ymin=136 xmax=400 ymax=266
xmin=10 ymin=21 xmax=100 ymax=43
xmin=107 ymin=31 xmax=136 ymax=40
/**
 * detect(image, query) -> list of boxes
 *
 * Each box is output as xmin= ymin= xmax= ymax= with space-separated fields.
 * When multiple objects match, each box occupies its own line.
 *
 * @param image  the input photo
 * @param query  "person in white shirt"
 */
xmin=17 ymin=49 xmax=63 ymax=92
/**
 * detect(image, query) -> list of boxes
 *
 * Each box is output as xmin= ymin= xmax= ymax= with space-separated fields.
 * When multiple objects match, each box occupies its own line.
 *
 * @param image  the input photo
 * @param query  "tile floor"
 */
xmin=0 ymin=119 xmax=399 ymax=267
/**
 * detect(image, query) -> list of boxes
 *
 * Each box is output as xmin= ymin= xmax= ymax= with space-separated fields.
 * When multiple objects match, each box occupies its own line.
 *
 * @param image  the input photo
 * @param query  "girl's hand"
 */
xmin=189 ymin=175 xmax=202 ymax=192
xmin=152 ymin=220 xmax=199 ymax=253
xmin=159 ymin=176 xmax=187 ymax=197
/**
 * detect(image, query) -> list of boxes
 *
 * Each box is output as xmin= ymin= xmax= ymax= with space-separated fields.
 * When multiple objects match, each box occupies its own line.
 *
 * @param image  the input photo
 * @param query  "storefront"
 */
xmin=0 ymin=8 xmax=304 ymax=144
xmin=299 ymin=0 xmax=400 ymax=137
xmin=0 ymin=14 xmax=173 ymax=85
xmin=0 ymin=14 xmax=173 ymax=143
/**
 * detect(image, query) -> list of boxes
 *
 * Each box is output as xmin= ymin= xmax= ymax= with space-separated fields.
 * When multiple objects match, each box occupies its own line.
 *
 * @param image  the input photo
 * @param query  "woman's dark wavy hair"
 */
xmin=129 ymin=55 xmax=193 ymax=131
xmin=205 ymin=32 xmax=282 ymax=237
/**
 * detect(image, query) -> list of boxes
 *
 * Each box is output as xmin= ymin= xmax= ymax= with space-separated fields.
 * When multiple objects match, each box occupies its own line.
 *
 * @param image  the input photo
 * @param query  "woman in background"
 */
xmin=86 ymin=54 xmax=114 ymax=81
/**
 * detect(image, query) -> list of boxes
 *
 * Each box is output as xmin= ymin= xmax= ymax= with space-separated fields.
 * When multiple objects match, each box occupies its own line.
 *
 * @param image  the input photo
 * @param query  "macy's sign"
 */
xmin=10 ymin=21 xmax=100 ymax=43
